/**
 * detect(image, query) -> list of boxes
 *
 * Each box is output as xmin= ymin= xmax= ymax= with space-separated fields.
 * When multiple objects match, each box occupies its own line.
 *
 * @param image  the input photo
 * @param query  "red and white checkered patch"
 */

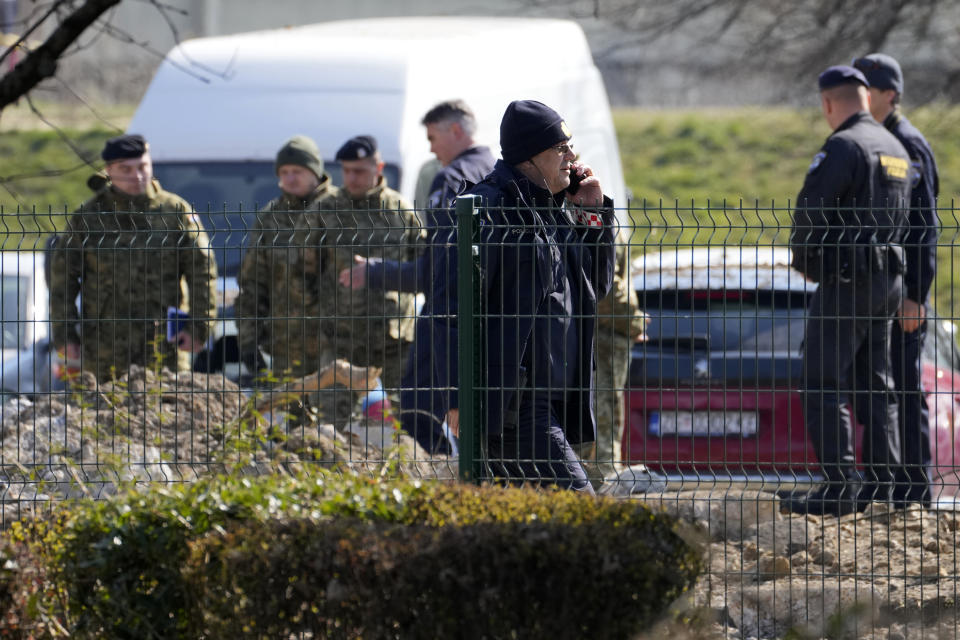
xmin=572 ymin=210 xmax=603 ymax=227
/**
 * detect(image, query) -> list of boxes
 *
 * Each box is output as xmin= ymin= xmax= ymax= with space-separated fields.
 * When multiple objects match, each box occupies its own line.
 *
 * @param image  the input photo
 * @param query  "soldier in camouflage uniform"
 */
xmin=297 ymin=136 xmax=420 ymax=395
xmin=235 ymin=135 xmax=339 ymax=378
xmin=48 ymin=134 xmax=218 ymax=381
xmin=577 ymin=235 xmax=647 ymax=485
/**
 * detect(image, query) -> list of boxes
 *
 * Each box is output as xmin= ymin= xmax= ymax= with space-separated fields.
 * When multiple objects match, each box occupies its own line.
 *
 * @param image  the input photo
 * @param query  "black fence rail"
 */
xmin=2 ymin=200 xmax=960 ymax=637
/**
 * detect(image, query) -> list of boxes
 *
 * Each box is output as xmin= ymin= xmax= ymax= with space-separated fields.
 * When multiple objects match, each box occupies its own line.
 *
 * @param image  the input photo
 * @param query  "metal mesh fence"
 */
xmin=2 ymin=198 xmax=960 ymax=636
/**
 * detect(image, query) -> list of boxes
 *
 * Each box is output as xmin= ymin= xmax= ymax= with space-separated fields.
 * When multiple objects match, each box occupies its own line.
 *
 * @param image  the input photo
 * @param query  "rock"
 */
xmin=727 ymin=579 xmax=884 ymax=638
xmin=939 ymin=513 xmax=960 ymax=532
xmin=742 ymin=516 xmax=815 ymax=557
xmin=741 ymin=542 xmax=760 ymax=562
xmin=808 ymin=546 xmax=836 ymax=566
xmin=789 ymin=550 xmax=810 ymax=567
xmin=757 ymin=554 xmax=791 ymax=580
xmin=918 ymin=562 xmax=946 ymax=578
xmin=640 ymin=490 xmax=781 ymax=541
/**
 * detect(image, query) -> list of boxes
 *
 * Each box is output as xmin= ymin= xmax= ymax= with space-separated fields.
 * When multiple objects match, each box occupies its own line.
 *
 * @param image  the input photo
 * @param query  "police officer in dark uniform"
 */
xmin=338 ymin=100 xmax=496 ymax=454
xmin=854 ymin=53 xmax=940 ymax=507
xmin=788 ymin=66 xmax=912 ymax=516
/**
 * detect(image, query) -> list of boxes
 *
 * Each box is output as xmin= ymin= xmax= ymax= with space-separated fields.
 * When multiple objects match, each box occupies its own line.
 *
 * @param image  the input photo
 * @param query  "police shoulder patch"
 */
xmin=909 ymin=160 xmax=923 ymax=189
xmin=807 ymin=152 xmax=826 ymax=174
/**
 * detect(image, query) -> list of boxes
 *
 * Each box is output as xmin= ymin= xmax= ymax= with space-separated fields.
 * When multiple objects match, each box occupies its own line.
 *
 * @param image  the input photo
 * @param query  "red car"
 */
xmin=624 ymin=247 xmax=960 ymax=499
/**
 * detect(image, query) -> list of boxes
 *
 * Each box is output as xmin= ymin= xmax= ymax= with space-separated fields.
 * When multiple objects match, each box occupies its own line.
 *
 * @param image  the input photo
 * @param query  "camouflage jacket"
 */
xmin=48 ymin=180 xmax=218 ymax=349
xmin=296 ymin=177 xmax=421 ymax=345
xmin=596 ymin=233 xmax=645 ymax=337
xmin=235 ymin=177 xmax=340 ymax=368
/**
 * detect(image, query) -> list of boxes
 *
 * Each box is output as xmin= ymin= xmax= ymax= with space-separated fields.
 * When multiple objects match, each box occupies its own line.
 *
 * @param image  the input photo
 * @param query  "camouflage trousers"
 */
xmin=80 ymin=324 xmax=189 ymax=382
xmin=259 ymin=329 xmax=411 ymax=429
xmin=575 ymin=330 xmax=634 ymax=485
xmin=310 ymin=338 xmax=412 ymax=428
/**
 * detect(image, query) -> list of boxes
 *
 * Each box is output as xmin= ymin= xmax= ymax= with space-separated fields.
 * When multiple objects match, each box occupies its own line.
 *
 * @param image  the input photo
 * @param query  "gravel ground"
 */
xmin=637 ymin=490 xmax=960 ymax=639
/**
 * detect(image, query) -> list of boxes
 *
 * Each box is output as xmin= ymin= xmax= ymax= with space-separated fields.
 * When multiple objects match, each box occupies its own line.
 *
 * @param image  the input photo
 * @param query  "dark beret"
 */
xmin=818 ymin=65 xmax=869 ymax=91
xmin=852 ymin=53 xmax=903 ymax=94
xmin=102 ymin=134 xmax=148 ymax=162
xmin=335 ymin=135 xmax=378 ymax=161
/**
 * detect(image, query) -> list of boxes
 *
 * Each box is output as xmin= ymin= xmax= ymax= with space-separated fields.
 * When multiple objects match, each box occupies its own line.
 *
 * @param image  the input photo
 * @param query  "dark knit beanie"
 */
xmin=500 ymin=100 xmax=571 ymax=165
xmin=335 ymin=135 xmax=378 ymax=161
xmin=102 ymin=134 xmax=148 ymax=162
xmin=275 ymin=135 xmax=324 ymax=179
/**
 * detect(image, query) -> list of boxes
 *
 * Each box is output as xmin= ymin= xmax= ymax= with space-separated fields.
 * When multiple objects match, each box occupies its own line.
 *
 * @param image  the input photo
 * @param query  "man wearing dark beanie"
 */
xmin=431 ymin=99 xmax=617 ymax=493
xmin=236 ymin=134 xmax=339 ymax=381
xmin=47 ymin=134 xmax=217 ymax=381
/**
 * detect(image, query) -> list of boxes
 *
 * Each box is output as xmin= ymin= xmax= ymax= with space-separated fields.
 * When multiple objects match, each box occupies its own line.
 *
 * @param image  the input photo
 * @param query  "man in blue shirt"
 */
xmin=338 ymin=101 xmax=495 ymax=453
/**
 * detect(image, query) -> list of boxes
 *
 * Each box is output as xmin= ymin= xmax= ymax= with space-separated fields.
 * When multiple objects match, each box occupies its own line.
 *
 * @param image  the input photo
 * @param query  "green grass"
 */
xmin=0 ymin=107 xmax=959 ymax=313
xmin=614 ymin=105 xmax=960 ymax=317
xmin=0 ymin=127 xmax=115 ymax=249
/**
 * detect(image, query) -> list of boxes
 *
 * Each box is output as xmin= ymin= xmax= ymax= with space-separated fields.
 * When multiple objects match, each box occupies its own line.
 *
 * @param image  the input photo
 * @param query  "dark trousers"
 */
xmin=802 ymin=273 xmax=902 ymax=489
xmin=399 ymin=319 xmax=452 ymax=454
xmin=891 ymin=318 xmax=932 ymax=503
xmin=487 ymin=392 xmax=594 ymax=494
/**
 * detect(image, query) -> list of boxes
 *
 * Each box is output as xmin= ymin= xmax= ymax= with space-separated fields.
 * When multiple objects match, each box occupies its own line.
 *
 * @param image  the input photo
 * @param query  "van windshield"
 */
xmin=152 ymin=161 xmax=401 ymax=277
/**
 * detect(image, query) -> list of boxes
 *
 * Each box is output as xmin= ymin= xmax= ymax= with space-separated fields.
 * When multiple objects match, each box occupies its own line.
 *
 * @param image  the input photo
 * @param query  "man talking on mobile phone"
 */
xmin=431 ymin=100 xmax=617 ymax=493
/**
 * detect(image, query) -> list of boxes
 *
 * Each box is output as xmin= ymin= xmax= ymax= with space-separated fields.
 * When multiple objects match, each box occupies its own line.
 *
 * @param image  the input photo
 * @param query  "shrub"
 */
xmin=2 ymin=471 xmax=703 ymax=638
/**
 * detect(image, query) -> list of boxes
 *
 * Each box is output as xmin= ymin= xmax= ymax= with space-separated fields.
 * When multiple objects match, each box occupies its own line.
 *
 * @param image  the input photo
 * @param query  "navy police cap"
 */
xmin=818 ymin=65 xmax=869 ymax=91
xmin=852 ymin=53 xmax=903 ymax=94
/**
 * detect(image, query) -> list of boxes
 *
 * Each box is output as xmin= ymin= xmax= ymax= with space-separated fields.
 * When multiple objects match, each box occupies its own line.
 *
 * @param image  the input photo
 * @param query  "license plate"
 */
xmin=649 ymin=411 xmax=758 ymax=437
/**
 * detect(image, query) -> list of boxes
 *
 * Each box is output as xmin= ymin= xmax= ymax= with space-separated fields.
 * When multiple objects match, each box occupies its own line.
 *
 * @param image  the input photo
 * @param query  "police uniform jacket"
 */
xmin=365 ymin=145 xmax=496 ymax=302
xmin=883 ymin=109 xmax=940 ymax=304
xmin=431 ymin=160 xmax=616 ymax=442
xmin=790 ymin=111 xmax=911 ymax=281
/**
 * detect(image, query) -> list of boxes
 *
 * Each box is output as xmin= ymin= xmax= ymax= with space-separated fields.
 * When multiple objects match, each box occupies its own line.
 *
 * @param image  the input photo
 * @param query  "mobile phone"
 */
xmin=566 ymin=163 xmax=583 ymax=195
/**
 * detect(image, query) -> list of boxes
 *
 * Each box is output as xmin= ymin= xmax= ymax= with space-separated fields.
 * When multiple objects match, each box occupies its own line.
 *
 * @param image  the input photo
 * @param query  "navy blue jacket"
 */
xmin=790 ymin=111 xmax=911 ymax=281
xmin=366 ymin=146 xmax=496 ymax=301
xmin=430 ymin=160 xmax=616 ymax=443
xmin=883 ymin=109 xmax=940 ymax=304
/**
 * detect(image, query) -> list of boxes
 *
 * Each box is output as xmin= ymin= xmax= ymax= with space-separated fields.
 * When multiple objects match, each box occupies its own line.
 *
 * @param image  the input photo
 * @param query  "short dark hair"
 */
xmin=421 ymin=100 xmax=477 ymax=136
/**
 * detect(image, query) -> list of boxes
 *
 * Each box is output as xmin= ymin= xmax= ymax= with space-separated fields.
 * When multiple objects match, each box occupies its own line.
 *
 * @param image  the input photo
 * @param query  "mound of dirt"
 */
xmin=0 ymin=366 xmax=453 ymax=512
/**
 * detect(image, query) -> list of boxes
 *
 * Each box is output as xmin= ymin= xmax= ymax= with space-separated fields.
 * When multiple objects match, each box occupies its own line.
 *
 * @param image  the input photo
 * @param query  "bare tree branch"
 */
xmin=0 ymin=1 xmax=63 ymax=69
xmin=0 ymin=0 xmax=123 ymax=112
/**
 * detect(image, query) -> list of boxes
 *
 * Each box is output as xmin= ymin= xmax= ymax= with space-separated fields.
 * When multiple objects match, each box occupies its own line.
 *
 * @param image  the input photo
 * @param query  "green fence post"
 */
xmin=456 ymin=195 xmax=483 ymax=483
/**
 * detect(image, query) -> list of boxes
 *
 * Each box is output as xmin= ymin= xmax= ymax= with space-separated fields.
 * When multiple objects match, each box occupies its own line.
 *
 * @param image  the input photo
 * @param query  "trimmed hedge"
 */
xmin=2 ymin=471 xmax=703 ymax=638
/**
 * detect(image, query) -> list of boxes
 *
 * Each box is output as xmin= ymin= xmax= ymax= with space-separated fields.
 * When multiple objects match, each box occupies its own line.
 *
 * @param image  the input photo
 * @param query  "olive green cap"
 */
xmin=275 ymin=135 xmax=324 ymax=179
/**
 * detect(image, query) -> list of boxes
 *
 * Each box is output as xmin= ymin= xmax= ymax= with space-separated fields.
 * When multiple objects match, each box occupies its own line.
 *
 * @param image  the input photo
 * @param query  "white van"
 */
xmin=128 ymin=16 xmax=627 ymax=276
xmin=0 ymin=251 xmax=66 ymax=396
